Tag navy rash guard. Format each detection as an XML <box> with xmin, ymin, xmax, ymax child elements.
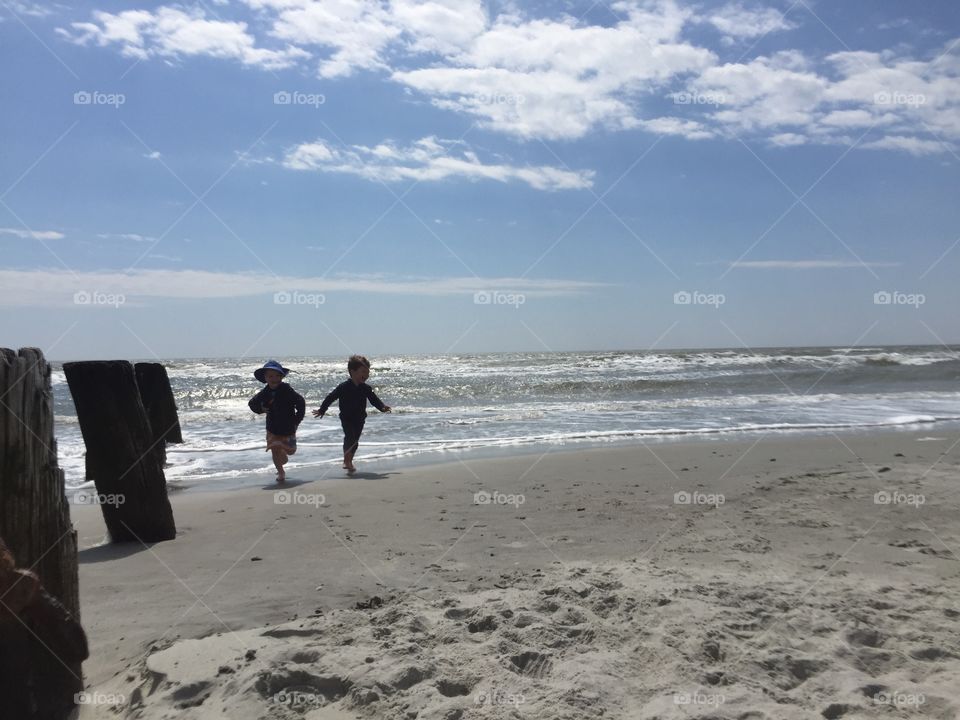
<box><xmin>318</xmin><ymin>380</ymin><xmax>386</xmax><ymax>420</ymax></box>
<box><xmin>248</xmin><ymin>383</ymin><xmax>306</xmax><ymax>435</ymax></box>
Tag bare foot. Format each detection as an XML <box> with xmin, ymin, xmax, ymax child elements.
<box><xmin>276</xmin><ymin>470</ymin><xmax>286</xmax><ymax>483</ymax></box>
<box><xmin>346</xmin><ymin>465</ymin><xmax>356</xmax><ymax>474</ymax></box>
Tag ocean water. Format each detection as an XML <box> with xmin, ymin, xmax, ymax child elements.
<box><xmin>52</xmin><ymin>346</ymin><xmax>960</xmax><ymax>490</ymax></box>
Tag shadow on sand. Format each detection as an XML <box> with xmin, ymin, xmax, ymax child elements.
<box><xmin>260</xmin><ymin>471</ymin><xmax>400</xmax><ymax>489</ymax></box>
<box><xmin>79</xmin><ymin>541</ymin><xmax>154</xmax><ymax>564</ymax></box>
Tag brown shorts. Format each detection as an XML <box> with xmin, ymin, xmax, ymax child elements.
<box><xmin>266</xmin><ymin>432</ymin><xmax>297</xmax><ymax>454</ymax></box>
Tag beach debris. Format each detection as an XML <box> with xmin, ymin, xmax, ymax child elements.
<box><xmin>356</xmin><ymin>596</ymin><xmax>384</xmax><ymax>610</ymax></box>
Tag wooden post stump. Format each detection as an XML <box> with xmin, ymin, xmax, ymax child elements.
<box><xmin>0</xmin><ymin>348</ymin><xmax>86</xmax><ymax>719</ymax></box>
<box><xmin>0</xmin><ymin>538</ymin><xmax>88</xmax><ymax>720</ymax></box>
<box><xmin>0</xmin><ymin>347</ymin><xmax>80</xmax><ymax>614</ymax></box>
<box><xmin>134</xmin><ymin>362</ymin><xmax>183</xmax><ymax>467</ymax></box>
<box><xmin>63</xmin><ymin>360</ymin><xmax>176</xmax><ymax>543</ymax></box>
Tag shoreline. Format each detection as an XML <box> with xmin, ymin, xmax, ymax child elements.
<box><xmin>66</xmin><ymin>418</ymin><xmax>960</xmax><ymax>496</ymax></box>
<box><xmin>74</xmin><ymin>427</ymin><xmax>960</xmax><ymax>718</ymax></box>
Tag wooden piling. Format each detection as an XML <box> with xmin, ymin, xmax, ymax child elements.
<box><xmin>0</xmin><ymin>348</ymin><xmax>87</xmax><ymax>719</ymax></box>
<box><xmin>63</xmin><ymin>360</ymin><xmax>176</xmax><ymax>543</ymax></box>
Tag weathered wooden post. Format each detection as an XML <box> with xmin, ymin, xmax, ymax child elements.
<box><xmin>64</xmin><ymin>360</ymin><xmax>176</xmax><ymax>543</ymax></box>
<box><xmin>0</xmin><ymin>537</ymin><xmax>88</xmax><ymax>720</ymax></box>
<box><xmin>0</xmin><ymin>347</ymin><xmax>80</xmax><ymax>613</ymax></box>
<box><xmin>134</xmin><ymin>362</ymin><xmax>183</xmax><ymax>467</ymax></box>
<box><xmin>0</xmin><ymin>347</ymin><xmax>87</xmax><ymax>719</ymax></box>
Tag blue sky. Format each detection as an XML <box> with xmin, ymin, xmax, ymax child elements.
<box><xmin>1</xmin><ymin>0</ymin><xmax>958</xmax><ymax>360</ymax></box>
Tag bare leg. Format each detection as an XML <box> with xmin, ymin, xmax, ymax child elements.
<box><xmin>272</xmin><ymin>447</ymin><xmax>287</xmax><ymax>482</ymax></box>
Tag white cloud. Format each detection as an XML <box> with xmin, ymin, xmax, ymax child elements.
<box><xmin>769</xmin><ymin>132</ymin><xmax>807</xmax><ymax>147</ymax></box>
<box><xmin>860</xmin><ymin>135</ymin><xmax>949</xmax><ymax>156</ymax></box>
<box><xmin>730</xmin><ymin>259</ymin><xmax>899</xmax><ymax>269</ymax></box>
<box><xmin>60</xmin><ymin>7</ymin><xmax>309</xmax><ymax>69</ymax></box>
<box><xmin>640</xmin><ymin>116</ymin><xmax>714</xmax><ymax>140</ymax></box>
<box><xmin>96</xmin><ymin>233</ymin><xmax>155</xmax><ymax>243</ymax></box>
<box><xmin>59</xmin><ymin>3</ymin><xmax>960</xmax><ymax>154</ymax></box>
<box><xmin>390</xmin><ymin>0</ymin><xmax>488</xmax><ymax>55</ymax></box>
<box><xmin>0</xmin><ymin>227</ymin><xmax>65</xmax><ymax>240</ymax></box>
<box><xmin>694</xmin><ymin>51</ymin><xmax>827</xmax><ymax>131</ymax></box>
<box><xmin>4</xmin><ymin>1</ymin><xmax>55</xmax><ymax>19</ymax></box>
<box><xmin>820</xmin><ymin>109</ymin><xmax>887</xmax><ymax>127</ymax></box>
<box><xmin>282</xmin><ymin>136</ymin><xmax>594</xmax><ymax>190</ymax></box>
<box><xmin>0</xmin><ymin>268</ymin><xmax>605</xmax><ymax>306</ymax></box>
<box><xmin>245</xmin><ymin>0</ymin><xmax>399</xmax><ymax>77</ymax></box>
<box><xmin>686</xmin><ymin>42</ymin><xmax>960</xmax><ymax>151</ymax></box>
<box><xmin>705</xmin><ymin>3</ymin><xmax>795</xmax><ymax>41</ymax></box>
<box><xmin>393</xmin><ymin>2</ymin><xmax>716</xmax><ymax>140</ymax></box>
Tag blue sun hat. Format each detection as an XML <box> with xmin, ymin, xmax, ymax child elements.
<box><xmin>254</xmin><ymin>360</ymin><xmax>290</xmax><ymax>383</ymax></box>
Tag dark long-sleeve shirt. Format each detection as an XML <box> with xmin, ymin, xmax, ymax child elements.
<box><xmin>248</xmin><ymin>383</ymin><xmax>305</xmax><ymax>435</ymax></box>
<box><xmin>319</xmin><ymin>380</ymin><xmax>386</xmax><ymax>420</ymax></box>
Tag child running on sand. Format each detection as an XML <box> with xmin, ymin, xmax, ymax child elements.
<box><xmin>313</xmin><ymin>355</ymin><xmax>391</xmax><ymax>473</ymax></box>
<box><xmin>248</xmin><ymin>360</ymin><xmax>305</xmax><ymax>483</ymax></box>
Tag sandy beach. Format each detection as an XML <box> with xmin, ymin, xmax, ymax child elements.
<box><xmin>68</xmin><ymin>428</ymin><xmax>960</xmax><ymax>719</ymax></box>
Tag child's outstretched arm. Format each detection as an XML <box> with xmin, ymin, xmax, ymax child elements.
<box><xmin>365</xmin><ymin>386</ymin><xmax>391</xmax><ymax>413</ymax></box>
<box><xmin>312</xmin><ymin>385</ymin><xmax>340</xmax><ymax>418</ymax></box>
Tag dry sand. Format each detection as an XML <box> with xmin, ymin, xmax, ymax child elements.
<box><xmin>71</xmin><ymin>430</ymin><xmax>960</xmax><ymax>719</ymax></box>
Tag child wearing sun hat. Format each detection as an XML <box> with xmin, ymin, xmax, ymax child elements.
<box><xmin>248</xmin><ymin>360</ymin><xmax>305</xmax><ymax>483</ymax></box>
